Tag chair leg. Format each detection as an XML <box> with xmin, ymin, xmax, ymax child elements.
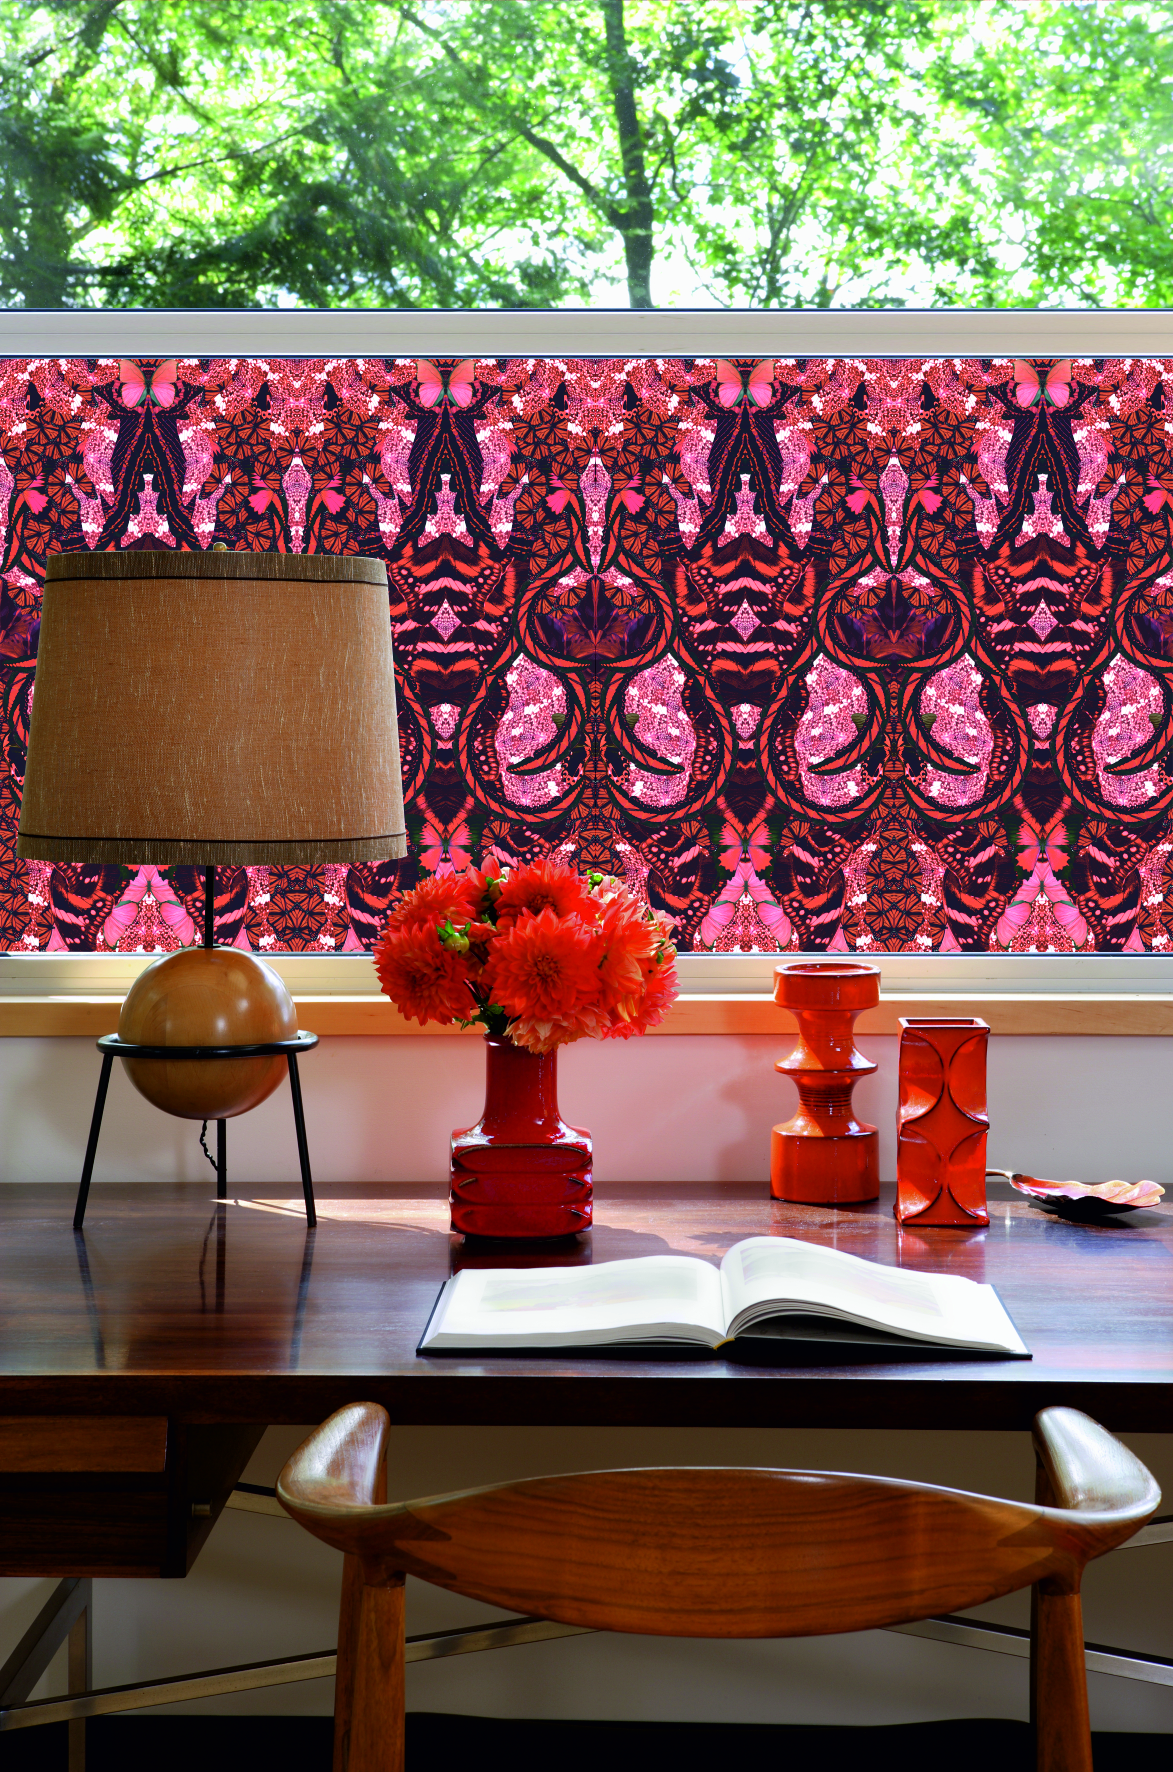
<box><xmin>333</xmin><ymin>1553</ymin><xmax>363</xmax><ymax>1772</ymax></box>
<box><xmin>1033</xmin><ymin>1584</ymin><xmax>1093</xmax><ymax>1772</ymax></box>
<box><xmin>346</xmin><ymin>1574</ymin><xmax>405</xmax><ymax>1772</ymax></box>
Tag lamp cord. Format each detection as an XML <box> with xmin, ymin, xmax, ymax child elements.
<box><xmin>198</xmin><ymin>1121</ymin><xmax>217</xmax><ymax>1174</ymax></box>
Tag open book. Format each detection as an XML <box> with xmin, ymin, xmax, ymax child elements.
<box><xmin>418</xmin><ymin>1236</ymin><xmax>1029</xmax><ymax>1361</ymax></box>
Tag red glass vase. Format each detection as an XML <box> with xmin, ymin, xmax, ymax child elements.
<box><xmin>450</xmin><ymin>1036</ymin><xmax>593</xmax><ymax>1239</ymax></box>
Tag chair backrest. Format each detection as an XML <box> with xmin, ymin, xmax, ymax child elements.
<box><xmin>278</xmin><ymin>1404</ymin><xmax>1160</xmax><ymax>1639</ymax></box>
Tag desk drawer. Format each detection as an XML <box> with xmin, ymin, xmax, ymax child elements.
<box><xmin>0</xmin><ymin>1484</ymin><xmax>169</xmax><ymax>1576</ymax></box>
<box><xmin>0</xmin><ymin>1420</ymin><xmax>263</xmax><ymax>1577</ymax></box>
<box><xmin>0</xmin><ymin>1415</ymin><xmax>167</xmax><ymax>1472</ymax></box>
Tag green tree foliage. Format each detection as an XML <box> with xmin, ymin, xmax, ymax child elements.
<box><xmin>0</xmin><ymin>0</ymin><xmax>1170</xmax><ymax>309</ymax></box>
<box><xmin>926</xmin><ymin>0</ymin><xmax>1173</xmax><ymax>306</ymax></box>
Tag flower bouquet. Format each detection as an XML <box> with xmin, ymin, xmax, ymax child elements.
<box><xmin>374</xmin><ymin>857</ymin><xmax>678</xmax><ymax>1237</ymax></box>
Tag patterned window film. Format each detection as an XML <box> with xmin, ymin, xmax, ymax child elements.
<box><xmin>0</xmin><ymin>351</ymin><xmax>1168</xmax><ymax>956</ymax></box>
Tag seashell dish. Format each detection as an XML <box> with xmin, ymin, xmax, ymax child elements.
<box><xmin>988</xmin><ymin>1169</ymin><xmax>1165</xmax><ymax>1220</ymax></box>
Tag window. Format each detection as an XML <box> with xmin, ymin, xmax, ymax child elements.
<box><xmin>1</xmin><ymin>311</ymin><xmax>1170</xmax><ymax>978</ymax></box>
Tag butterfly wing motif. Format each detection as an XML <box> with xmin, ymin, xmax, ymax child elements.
<box><xmin>117</xmin><ymin>358</ymin><xmax>180</xmax><ymax>410</ymax></box>
<box><xmin>119</xmin><ymin>361</ymin><xmax>148</xmax><ymax>409</ymax></box>
<box><xmin>102</xmin><ymin>865</ymin><xmax>151</xmax><ymax>947</ymax></box>
<box><xmin>716</xmin><ymin>359</ymin><xmax>773</xmax><ymax>409</ymax></box>
<box><xmin>417</xmin><ymin>359</ymin><xmax>476</xmax><ymax>408</ymax></box>
<box><xmin>1013</xmin><ymin>359</ymin><xmax>1072</xmax><ymax>410</ymax></box>
<box><xmin>446</xmin><ymin>360</ymin><xmax>476</xmax><ymax>408</ymax></box>
<box><xmin>154</xmin><ymin>868</ymin><xmax>195</xmax><ymax>945</ymax></box>
<box><xmin>1012</xmin><ymin>361</ymin><xmax>1041</xmax><ymax>408</ymax></box>
<box><xmin>417</xmin><ymin>359</ymin><xmax>445</xmax><ymax>409</ymax></box>
<box><xmin>149</xmin><ymin>359</ymin><xmax>179</xmax><ymax>408</ymax></box>
<box><xmin>1044</xmin><ymin>359</ymin><xmax>1072</xmax><ymax>408</ymax></box>
<box><xmin>714</xmin><ymin>360</ymin><xmax>744</xmax><ymax>409</ymax></box>
<box><xmin>744</xmin><ymin>359</ymin><xmax>774</xmax><ymax>407</ymax></box>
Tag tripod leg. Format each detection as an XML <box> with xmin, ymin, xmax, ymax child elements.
<box><xmin>287</xmin><ymin>1053</ymin><xmax>317</xmax><ymax>1227</ymax></box>
<box><xmin>74</xmin><ymin>1053</ymin><xmax>114</xmax><ymax>1231</ymax></box>
<box><xmin>216</xmin><ymin>1119</ymin><xmax>226</xmax><ymax>1201</ymax></box>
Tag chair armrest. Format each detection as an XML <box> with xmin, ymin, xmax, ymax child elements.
<box><xmin>278</xmin><ymin>1402</ymin><xmax>389</xmax><ymax>1515</ymax></box>
<box><xmin>1033</xmin><ymin>1406</ymin><xmax>1160</xmax><ymax>1528</ymax></box>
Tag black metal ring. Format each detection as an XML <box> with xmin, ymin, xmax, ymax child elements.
<box><xmin>96</xmin><ymin>1031</ymin><xmax>319</xmax><ymax>1060</ymax></box>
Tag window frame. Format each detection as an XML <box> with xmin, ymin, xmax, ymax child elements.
<box><xmin>1</xmin><ymin>306</ymin><xmax>1171</xmax><ymax>1010</ymax></box>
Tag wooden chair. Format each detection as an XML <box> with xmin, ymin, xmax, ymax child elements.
<box><xmin>277</xmin><ymin>1403</ymin><xmax>1159</xmax><ymax>1772</ymax></box>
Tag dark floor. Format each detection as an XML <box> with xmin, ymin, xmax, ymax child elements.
<box><xmin>5</xmin><ymin>1714</ymin><xmax>1172</xmax><ymax>1770</ymax></box>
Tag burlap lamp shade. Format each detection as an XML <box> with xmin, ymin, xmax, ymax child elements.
<box><xmin>18</xmin><ymin>549</ymin><xmax>407</xmax><ymax>866</ymax></box>
<box><xmin>18</xmin><ymin>549</ymin><xmax>408</xmax><ymax>1226</ymax></box>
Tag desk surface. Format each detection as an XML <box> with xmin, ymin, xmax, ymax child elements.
<box><xmin>2</xmin><ymin>1180</ymin><xmax>1172</xmax><ymax>1432</ymax></box>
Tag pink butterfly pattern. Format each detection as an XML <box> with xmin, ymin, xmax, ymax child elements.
<box><xmin>714</xmin><ymin>358</ymin><xmax>774</xmax><ymax>409</ymax></box>
<box><xmin>1013</xmin><ymin>358</ymin><xmax>1072</xmax><ymax>410</ymax></box>
<box><xmin>417</xmin><ymin>359</ymin><xmax>476</xmax><ymax>409</ymax></box>
<box><xmin>119</xmin><ymin>359</ymin><xmax>179</xmax><ymax>410</ymax></box>
<box><xmin>1</xmin><ymin>350</ymin><xmax>1173</xmax><ymax>956</ymax></box>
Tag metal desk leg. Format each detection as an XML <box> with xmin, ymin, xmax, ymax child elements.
<box><xmin>286</xmin><ymin>1053</ymin><xmax>317</xmax><ymax>1228</ymax></box>
<box><xmin>74</xmin><ymin>1054</ymin><xmax>114</xmax><ymax>1231</ymax></box>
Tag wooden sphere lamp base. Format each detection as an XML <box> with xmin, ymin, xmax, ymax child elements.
<box><xmin>73</xmin><ymin>867</ymin><xmax>318</xmax><ymax>1229</ymax></box>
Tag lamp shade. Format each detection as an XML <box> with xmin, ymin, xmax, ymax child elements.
<box><xmin>17</xmin><ymin>550</ymin><xmax>407</xmax><ymax>866</ymax></box>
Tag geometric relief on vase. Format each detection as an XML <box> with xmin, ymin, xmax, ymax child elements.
<box><xmin>895</xmin><ymin>1017</ymin><xmax>990</xmax><ymax>1227</ymax></box>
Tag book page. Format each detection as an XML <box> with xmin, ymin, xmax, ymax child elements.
<box><xmin>718</xmin><ymin>1237</ymin><xmax>1027</xmax><ymax>1353</ymax></box>
<box><xmin>422</xmin><ymin>1254</ymin><xmax>727</xmax><ymax>1350</ymax></box>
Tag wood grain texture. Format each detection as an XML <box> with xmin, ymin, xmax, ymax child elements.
<box><xmin>1034</xmin><ymin>1588</ymin><xmax>1093</xmax><ymax>1772</ymax></box>
<box><xmin>347</xmin><ymin>1578</ymin><xmax>405</xmax><ymax>1772</ymax></box>
<box><xmin>333</xmin><ymin>1439</ymin><xmax>387</xmax><ymax>1772</ymax></box>
<box><xmin>0</xmin><ymin>1419</ymin><xmax>262</xmax><ymax>1577</ymax></box>
<box><xmin>4</xmin><ymin>991</ymin><xmax>1173</xmax><ymax>1037</ymax></box>
<box><xmin>283</xmin><ymin>1400</ymin><xmax>390</xmax><ymax>1513</ymax></box>
<box><xmin>3</xmin><ymin>1180</ymin><xmax>1173</xmax><ymax>1431</ymax></box>
<box><xmin>281</xmin><ymin>1403</ymin><xmax>1154</xmax><ymax>1772</ymax></box>
<box><xmin>0</xmin><ymin>1415</ymin><xmax>166</xmax><ymax>1471</ymax></box>
<box><xmin>279</xmin><ymin>1406</ymin><xmax>1156</xmax><ymax>1639</ymax></box>
<box><xmin>118</xmin><ymin>948</ymin><xmax>298</xmax><ymax>1120</ymax></box>
<box><xmin>1033</xmin><ymin>1406</ymin><xmax>1160</xmax><ymax>1524</ymax></box>
<box><xmin>333</xmin><ymin>1554</ymin><xmax>364</xmax><ymax>1772</ymax></box>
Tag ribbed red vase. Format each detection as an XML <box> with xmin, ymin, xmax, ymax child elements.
<box><xmin>450</xmin><ymin>1036</ymin><xmax>593</xmax><ymax>1238</ymax></box>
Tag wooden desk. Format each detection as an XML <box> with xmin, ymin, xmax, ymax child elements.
<box><xmin>1</xmin><ymin>1179</ymin><xmax>1171</xmax><ymax>1574</ymax></box>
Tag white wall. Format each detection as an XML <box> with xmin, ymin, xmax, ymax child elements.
<box><xmin>0</xmin><ymin>1031</ymin><xmax>1166</xmax><ymax>1189</ymax></box>
<box><xmin>2</xmin><ymin>1029</ymin><xmax>1171</xmax><ymax>1733</ymax></box>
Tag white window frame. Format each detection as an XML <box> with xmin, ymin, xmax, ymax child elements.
<box><xmin>2</xmin><ymin>305</ymin><xmax>1172</xmax><ymax>1001</ymax></box>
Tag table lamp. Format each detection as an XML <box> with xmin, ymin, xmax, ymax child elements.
<box><xmin>17</xmin><ymin>549</ymin><xmax>407</xmax><ymax>1228</ymax></box>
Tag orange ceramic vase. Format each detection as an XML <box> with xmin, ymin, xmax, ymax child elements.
<box><xmin>895</xmin><ymin>1017</ymin><xmax>990</xmax><ymax>1226</ymax></box>
<box><xmin>770</xmin><ymin>961</ymin><xmax>880</xmax><ymax>1204</ymax></box>
<box><xmin>450</xmin><ymin>1036</ymin><xmax>592</xmax><ymax>1239</ymax></box>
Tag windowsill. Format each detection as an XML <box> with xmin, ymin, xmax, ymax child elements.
<box><xmin>1</xmin><ymin>991</ymin><xmax>1170</xmax><ymax>1037</ymax></box>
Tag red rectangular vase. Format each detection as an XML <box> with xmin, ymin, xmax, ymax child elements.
<box><xmin>450</xmin><ymin>1036</ymin><xmax>592</xmax><ymax>1239</ymax></box>
<box><xmin>895</xmin><ymin>1017</ymin><xmax>990</xmax><ymax>1227</ymax></box>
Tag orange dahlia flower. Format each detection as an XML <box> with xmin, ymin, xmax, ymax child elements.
<box><xmin>462</xmin><ymin>854</ymin><xmax>505</xmax><ymax>920</ymax></box>
<box><xmin>604</xmin><ymin>949</ymin><xmax>680</xmax><ymax>1039</ymax></box>
<box><xmin>483</xmin><ymin>907</ymin><xmax>605</xmax><ymax>1054</ymax></box>
<box><xmin>595</xmin><ymin>895</ymin><xmax>656</xmax><ymax>1015</ymax></box>
<box><xmin>385</xmin><ymin>874</ymin><xmax>476</xmax><ymax>934</ymax></box>
<box><xmin>494</xmin><ymin>857</ymin><xmax>595</xmax><ymax>930</ymax></box>
<box><xmin>373</xmin><ymin>921</ymin><xmax>472</xmax><ymax>1026</ymax></box>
